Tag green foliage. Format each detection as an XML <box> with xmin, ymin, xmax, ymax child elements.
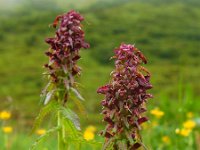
<box><xmin>30</xmin><ymin>126</ymin><xmax>60</xmax><ymax>150</ymax></box>
<box><xmin>69</xmin><ymin>93</ymin><xmax>87</xmax><ymax>116</ymax></box>
<box><xmin>70</xmin><ymin>87</ymin><xmax>85</xmax><ymax>101</ymax></box>
<box><xmin>85</xmin><ymin>1</ymin><xmax>200</xmax><ymax>65</ymax></box>
<box><xmin>0</xmin><ymin>0</ymin><xmax>199</xmax><ymax>115</ymax></box>
<box><xmin>31</xmin><ymin>101</ymin><xmax>58</xmax><ymax>134</ymax></box>
<box><xmin>31</xmin><ymin>99</ymin><xmax>100</xmax><ymax>149</ymax></box>
<box><xmin>59</xmin><ymin>106</ymin><xmax>81</xmax><ymax>131</ymax></box>
<box><xmin>0</xmin><ymin>0</ymin><xmax>200</xmax><ymax>149</ymax></box>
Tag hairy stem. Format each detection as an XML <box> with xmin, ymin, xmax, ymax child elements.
<box><xmin>58</xmin><ymin>97</ymin><xmax>65</xmax><ymax>150</ymax></box>
<box><xmin>58</xmin><ymin>110</ymin><xmax>63</xmax><ymax>150</ymax></box>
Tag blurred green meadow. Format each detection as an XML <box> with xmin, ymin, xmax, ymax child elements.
<box><xmin>0</xmin><ymin>0</ymin><xmax>200</xmax><ymax>149</ymax></box>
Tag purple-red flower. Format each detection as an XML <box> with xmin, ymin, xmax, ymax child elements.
<box><xmin>44</xmin><ymin>10</ymin><xmax>89</xmax><ymax>85</ymax></box>
<box><xmin>37</xmin><ymin>11</ymin><xmax>89</xmax><ymax>147</ymax></box>
<box><xmin>97</xmin><ymin>43</ymin><xmax>153</xmax><ymax>149</ymax></box>
<box><xmin>43</xmin><ymin>10</ymin><xmax>89</xmax><ymax>106</ymax></box>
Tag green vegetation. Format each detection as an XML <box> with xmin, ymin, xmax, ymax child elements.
<box><xmin>0</xmin><ymin>0</ymin><xmax>199</xmax><ymax>149</ymax></box>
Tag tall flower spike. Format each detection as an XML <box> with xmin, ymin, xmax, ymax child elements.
<box><xmin>97</xmin><ymin>43</ymin><xmax>153</xmax><ymax>149</ymax></box>
<box><xmin>43</xmin><ymin>10</ymin><xmax>89</xmax><ymax>105</ymax></box>
<box><xmin>32</xmin><ymin>10</ymin><xmax>89</xmax><ymax>150</ymax></box>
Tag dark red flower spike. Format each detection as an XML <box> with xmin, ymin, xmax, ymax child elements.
<box><xmin>97</xmin><ymin>43</ymin><xmax>153</xmax><ymax>149</ymax></box>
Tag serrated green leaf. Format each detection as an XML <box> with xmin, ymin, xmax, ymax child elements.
<box><xmin>39</xmin><ymin>94</ymin><xmax>46</xmax><ymax>105</ymax></box>
<box><xmin>29</xmin><ymin>126</ymin><xmax>60</xmax><ymax>150</ymax></box>
<box><xmin>59</xmin><ymin>106</ymin><xmax>81</xmax><ymax>130</ymax></box>
<box><xmin>40</xmin><ymin>82</ymin><xmax>54</xmax><ymax>105</ymax></box>
<box><xmin>63</xmin><ymin>118</ymin><xmax>80</xmax><ymax>138</ymax></box>
<box><xmin>31</xmin><ymin>101</ymin><xmax>58</xmax><ymax>134</ymax></box>
<box><xmin>70</xmin><ymin>87</ymin><xmax>84</xmax><ymax>101</ymax></box>
<box><xmin>70</xmin><ymin>94</ymin><xmax>87</xmax><ymax>116</ymax></box>
<box><xmin>44</xmin><ymin>90</ymin><xmax>55</xmax><ymax>105</ymax></box>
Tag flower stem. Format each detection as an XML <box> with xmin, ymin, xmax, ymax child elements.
<box><xmin>58</xmin><ymin>110</ymin><xmax>65</xmax><ymax>150</ymax></box>
<box><xmin>57</xmin><ymin>96</ymin><xmax>65</xmax><ymax>150</ymax></box>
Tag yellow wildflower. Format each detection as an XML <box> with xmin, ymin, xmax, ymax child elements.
<box><xmin>183</xmin><ymin>120</ymin><xmax>196</xmax><ymax>129</ymax></box>
<box><xmin>180</xmin><ymin>128</ymin><xmax>191</xmax><ymax>137</ymax></box>
<box><xmin>176</xmin><ymin>120</ymin><xmax>195</xmax><ymax>137</ymax></box>
<box><xmin>186</xmin><ymin>112</ymin><xmax>194</xmax><ymax>119</ymax></box>
<box><xmin>2</xmin><ymin>126</ymin><xmax>13</xmax><ymax>134</ymax></box>
<box><xmin>176</xmin><ymin>127</ymin><xmax>192</xmax><ymax>137</ymax></box>
<box><xmin>150</xmin><ymin>108</ymin><xmax>164</xmax><ymax>118</ymax></box>
<box><xmin>36</xmin><ymin>129</ymin><xmax>46</xmax><ymax>135</ymax></box>
<box><xmin>162</xmin><ymin>136</ymin><xmax>171</xmax><ymax>144</ymax></box>
<box><xmin>85</xmin><ymin>125</ymin><xmax>96</xmax><ymax>133</ymax></box>
<box><xmin>83</xmin><ymin>130</ymin><xmax>94</xmax><ymax>141</ymax></box>
<box><xmin>0</xmin><ymin>111</ymin><xmax>11</xmax><ymax>120</ymax></box>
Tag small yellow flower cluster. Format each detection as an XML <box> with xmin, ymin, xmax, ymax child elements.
<box><xmin>183</xmin><ymin>120</ymin><xmax>196</xmax><ymax>129</ymax></box>
<box><xmin>175</xmin><ymin>117</ymin><xmax>196</xmax><ymax>137</ymax></box>
<box><xmin>2</xmin><ymin>126</ymin><xmax>13</xmax><ymax>134</ymax></box>
<box><xmin>83</xmin><ymin>125</ymin><xmax>96</xmax><ymax>141</ymax></box>
<box><xmin>36</xmin><ymin>129</ymin><xmax>46</xmax><ymax>135</ymax></box>
<box><xmin>150</xmin><ymin>108</ymin><xmax>164</xmax><ymax>118</ymax></box>
<box><xmin>0</xmin><ymin>110</ymin><xmax>13</xmax><ymax>134</ymax></box>
<box><xmin>0</xmin><ymin>111</ymin><xmax>11</xmax><ymax>120</ymax></box>
<box><xmin>175</xmin><ymin>128</ymin><xmax>191</xmax><ymax>137</ymax></box>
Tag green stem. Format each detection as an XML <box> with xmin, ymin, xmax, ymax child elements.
<box><xmin>58</xmin><ymin>106</ymin><xmax>65</xmax><ymax>149</ymax></box>
<box><xmin>57</xmin><ymin>93</ymin><xmax>65</xmax><ymax>150</ymax></box>
<box><xmin>57</xmin><ymin>85</ymin><xmax>68</xmax><ymax>149</ymax></box>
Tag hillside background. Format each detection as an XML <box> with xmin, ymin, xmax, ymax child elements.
<box><xmin>0</xmin><ymin>0</ymin><xmax>200</xmax><ymax>149</ymax></box>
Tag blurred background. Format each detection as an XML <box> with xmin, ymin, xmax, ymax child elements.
<box><xmin>0</xmin><ymin>0</ymin><xmax>200</xmax><ymax>149</ymax></box>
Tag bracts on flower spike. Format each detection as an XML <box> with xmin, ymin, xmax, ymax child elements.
<box><xmin>97</xmin><ymin>43</ymin><xmax>153</xmax><ymax>150</ymax></box>
<box><xmin>32</xmin><ymin>10</ymin><xmax>90</xmax><ymax>150</ymax></box>
<box><xmin>43</xmin><ymin>10</ymin><xmax>90</xmax><ymax>105</ymax></box>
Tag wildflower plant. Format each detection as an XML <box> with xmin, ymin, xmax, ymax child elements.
<box><xmin>31</xmin><ymin>10</ymin><xmax>90</xmax><ymax>150</ymax></box>
<box><xmin>97</xmin><ymin>44</ymin><xmax>153</xmax><ymax>149</ymax></box>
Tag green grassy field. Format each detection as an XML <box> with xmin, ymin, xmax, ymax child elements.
<box><xmin>0</xmin><ymin>0</ymin><xmax>200</xmax><ymax>149</ymax></box>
